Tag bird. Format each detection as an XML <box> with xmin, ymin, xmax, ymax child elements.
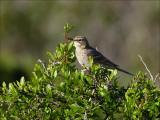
<box><xmin>67</xmin><ymin>36</ymin><xmax>133</xmax><ymax>76</ymax></box>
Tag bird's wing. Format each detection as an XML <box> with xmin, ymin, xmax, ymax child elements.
<box><xmin>86</xmin><ymin>47</ymin><xmax>118</xmax><ymax>67</ymax></box>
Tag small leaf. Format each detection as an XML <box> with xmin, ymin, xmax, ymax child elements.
<box><xmin>85</xmin><ymin>76</ymin><xmax>93</xmax><ymax>84</ymax></box>
<box><xmin>2</xmin><ymin>82</ymin><xmax>7</xmax><ymax>93</ymax></box>
<box><xmin>2</xmin><ymin>82</ymin><xmax>6</xmax><ymax>88</ymax></box>
<box><xmin>9</xmin><ymin>83</ymin><xmax>14</xmax><ymax>91</ymax></box>
<box><xmin>46</xmin><ymin>51</ymin><xmax>54</xmax><ymax>60</ymax></box>
<box><xmin>17</xmin><ymin>81</ymin><xmax>21</xmax><ymax>87</ymax></box>
<box><xmin>9</xmin><ymin>83</ymin><xmax>17</xmax><ymax>95</ymax></box>
<box><xmin>100</xmin><ymin>91</ymin><xmax>106</xmax><ymax>97</ymax></box>
<box><xmin>68</xmin><ymin>25</ymin><xmax>75</xmax><ymax>32</ymax></box>
<box><xmin>68</xmin><ymin>42</ymin><xmax>74</xmax><ymax>51</ymax></box>
<box><xmin>80</xmin><ymin>71</ymin><xmax>84</xmax><ymax>81</ymax></box>
<box><xmin>59</xmin><ymin>43</ymin><xmax>65</xmax><ymax>53</ymax></box>
<box><xmin>56</xmin><ymin>50</ymin><xmax>61</xmax><ymax>58</ymax></box>
<box><xmin>75</xmin><ymin>70</ymin><xmax>79</xmax><ymax>80</ymax></box>
<box><xmin>143</xmin><ymin>88</ymin><xmax>149</xmax><ymax>93</ymax></box>
<box><xmin>20</xmin><ymin>77</ymin><xmax>25</xmax><ymax>86</ymax></box>
<box><xmin>70</xmin><ymin>104</ymin><xmax>80</xmax><ymax>112</ymax></box>
<box><xmin>54</xmin><ymin>70</ymin><xmax>57</xmax><ymax>78</ymax></box>
<box><xmin>64</xmin><ymin>26</ymin><xmax>66</xmax><ymax>30</ymax></box>
<box><xmin>113</xmin><ymin>69</ymin><xmax>117</xmax><ymax>76</ymax></box>
<box><xmin>46</xmin><ymin>84</ymin><xmax>51</xmax><ymax>92</ymax></box>
<box><xmin>89</xmin><ymin>56</ymin><xmax>93</xmax><ymax>67</ymax></box>
<box><xmin>60</xmin><ymin>82</ymin><xmax>65</xmax><ymax>88</ymax></box>
<box><xmin>64</xmin><ymin>23</ymin><xmax>68</xmax><ymax>31</ymax></box>
<box><xmin>118</xmin><ymin>107</ymin><xmax>123</xmax><ymax>112</ymax></box>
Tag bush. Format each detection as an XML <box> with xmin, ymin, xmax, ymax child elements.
<box><xmin>0</xmin><ymin>23</ymin><xmax>159</xmax><ymax>120</ymax></box>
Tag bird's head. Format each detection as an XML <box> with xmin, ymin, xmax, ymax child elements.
<box><xmin>68</xmin><ymin>36</ymin><xmax>89</xmax><ymax>49</ymax></box>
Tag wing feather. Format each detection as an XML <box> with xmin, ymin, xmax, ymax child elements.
<box><xmin>85</xmin><ymin>46</ymin><xmax>118</xmax><ymax>68</ymax></box>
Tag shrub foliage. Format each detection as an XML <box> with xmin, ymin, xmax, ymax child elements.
<box><xmin>0</xmin><ymin>23</ymin><xmax>159</xmax><ymax>120</ymax></box>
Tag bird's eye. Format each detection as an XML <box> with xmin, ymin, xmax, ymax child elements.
<box><xmin>78</xmin><ymin>39</ymin><xmax>82</xmax><ymax>41</ymax></box>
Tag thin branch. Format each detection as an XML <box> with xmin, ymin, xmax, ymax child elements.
<box><xmin>64</xmin><ymin>24</ymin><xmax>68</xmax><ymax>44</ymax></box>
<box><xmin>38</xmin><ymin>59</ymin><xmax>49</xmax><ymax>76</ymax></box>
<box><xmin>51</xmin><ymin>61</ymin><xmax>60</xmax><ymax>66</ymax></box>
<box><xmin>154</xmin><ymin>73</ymin><xmax>159</xmax><ymax>83</ymax></box>
<box><xmin>38</xmin><ymin>59</ymin><xmax>46</xmax><ymax>70</ymax></box>
<box><xmin>49</xmin><ymin>101</ymin><xmax>60</xmax><ymax>107</ymax></box>
<box><xmin>138</xmin><ymin>54</ymin><xmax>159</xmax><ymax>83</ymax></box>
<box><xmin>84</xmin><ymin>109</ymin><xmax>87</xmax><ymax>120</ymax></box>
<box><xmin>6</xmin><ymin>102</ymin><xmax>12</xmax><ymax>113</ymax></box>
<box><xmin>138</xmin><ymin>55</ymin><xmax>154</xmax><ymax>81</ymax></box>
<box><xmin>89</xmin><ymin>88</ymin><xmax>95</xmax><ymax>102</ymax></box>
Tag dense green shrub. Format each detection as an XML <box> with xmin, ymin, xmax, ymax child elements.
<box><xmin>0</xmin><ymin>23</ymin><xmax>159</xmax><ymax>120</ymax></box>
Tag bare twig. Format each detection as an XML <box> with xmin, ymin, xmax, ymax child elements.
<box><xmin>38</xmin><ymin>59</ymin><xmax>46</xmax><ymax>70</ymax></box>
<box><xmin>84</xmin><ymin>109</ymin><xmax>87</xmax><ymax>120</ymax></box>
<box><xmin>138</xmin><ymin>55</ymin><xmax>154</xmax><ymax>81</ymax></box>
<box><xmin>105</xmin><ymin>76</ymin><xmax>113</xmax><ymax>91</ymax></box>
<box><xmin>65</xmin><ymin>25</ymin><xmax>68</xmax><ymax>44</ymax></box>
<box><xmin>89</xmin><ymin>89</ymin><xmax>95</xmax><ymax>102</ymax></box>
<box><xmin>38</xmin><ymin>59</ymin><xmax>49</xmax><ymax>76</ymax></box>
<box><xmin>154</xmin><ymin>73</ymin><xmax>159</xmax><ymax>83</ymax></box>
<box><xmin>7</xmin><ymin>102</ymin><xmax>12</xmax><ymax>113</ymax></box>
<box><xmin>138</xmin><ymin>54</ymin><xmax>159</xmax><ymax>83</ymax></box>
<box><xmin>50</xmin><ymin>61</ymin><xmax>60</xmax><ymax>66</ymax></box>
<box><xmin>67</xmin><ymin>95</ymin><xmax>71</xmax><ymax>102</ymax></box>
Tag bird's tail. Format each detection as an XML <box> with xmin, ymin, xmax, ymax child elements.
<box><xmin>116</xmin><ymin>67</ymin><xmax>134</xmax><ymax>76</ymax></box>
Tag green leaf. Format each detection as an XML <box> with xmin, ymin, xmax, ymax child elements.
<box><xmin>2</xmin><ymin>82</ymin><xmax>6</xmax><ymax>88</ymax></box>
<box><xmin>64</xmin><ymin>26</ymin><xmax>66</xmax><ymax>30</ymax></box>
<box><xmin>143</xmin><ymin>88</ymin><xmax>149</xmax><ymax>93</ymax></box>
<box><xmin>56</xmin><ymin>49</ymin><xmax>61</xmax><ymax>58</ymax></box>
<box><xmin>118</xmin><ymin>107</ymin><xmax>123</xmax><ymax>112</ymax></box>
<box><xmin>80</xmin><ymin>71</ymin><xmax>84</xmax><ymax>81</ymax></box>
<box><xmin>17</xmin><ymin>81</ymin><xmax>21</xmax><ymax>87</ymax></box>
<box><xmin>9</xmin><ymin>83</ymin><xmax>14</xmax><ymax>91</ymax></box>
<box><xmin>20</xmin><ymin>77</ymin><xmax>25</xmax><ymax>86</ymax></box>
<box><xmin>89</xmin><ymin>56</ymin><xmax>93</xmax><ymax>67</ymax></box>
<box><xmin>2</xmin><ymin>82</ymin><xmax>7</xmax><ymax>93</ymax></box>
<box><xmin>85</xmin><ymin>76</ymin><xmax>93</xmax><ymax>84</ymax></box>
<box><xmin>46</xmin><ymin>51</ymin><xmax>54</xmax><ymax>60</ymax></box>
<box><xmin>59</xmin><ymin>43</ymin><xmax>64</xmax><ymax>52</ymax></box>
<box><xmin>70</xmin><ymin>104</ymin><xmax>80</xmax><ymax>112</ymax></box>
<box><xmin>75</xmin><ymin>70</ymin><xmax>79</xmax><ymax>80</ymax></box>
<box><xmin>60</xmin><ymin>82</ymin><xmax>65</xmax><ymax>88</ymax></box>
<box><xmin>100</xmin><ymin>91</ymin><xmax>106</xmax><ymax>97</ymax></box>
<box><xmin>54</xmin><ymin>70</ymin><xmax>57</xmax><ymax>78</ymax></box>
<box><xmin>46</xmin><ymin>84</ymin><xmax>51</xmax><ymax>92</ymax></box>
<box><xmin>68</xmin><ymin>42</ymin><xmax>74</xmax><ymax>51</ymax></box>
<box><xmin>108</xmin><ymin>69</ymin><xmax>117</xmax><ymax>80</ymax></box>
<box><xmin>64</xmin><ymin>23</ymin><xmax>69</xmax><ymax>31</ymax></box>
<box><xmin>9</xmin><ymin>83</ymin><xmax>17</xmax><ymax>95</ymax></box>
<box><xmin>34</xmin><ymin>64</ymin><xmax>43</xmax><ymax>71</ymax></box>
<box><xmin>68</xmin><ymin>25</ymin><xmax>75</xmax><ymax>32</ymax></box>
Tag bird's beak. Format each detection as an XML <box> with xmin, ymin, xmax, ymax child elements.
<box><xmin>67</xmin><ymin>38</ymin><xmax>73</xmax><ymax>41</ymax></box>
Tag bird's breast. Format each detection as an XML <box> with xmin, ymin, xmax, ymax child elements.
<box><xmin>75</xmin><ymin>48</ymin><xmax>90</xmax><ymax>67</ymax></box>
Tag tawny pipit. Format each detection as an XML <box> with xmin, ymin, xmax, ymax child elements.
<box><xmin>68</xmin><ymin>36</ymin><xmax>133</xmax><ymax>75</ymax></box>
